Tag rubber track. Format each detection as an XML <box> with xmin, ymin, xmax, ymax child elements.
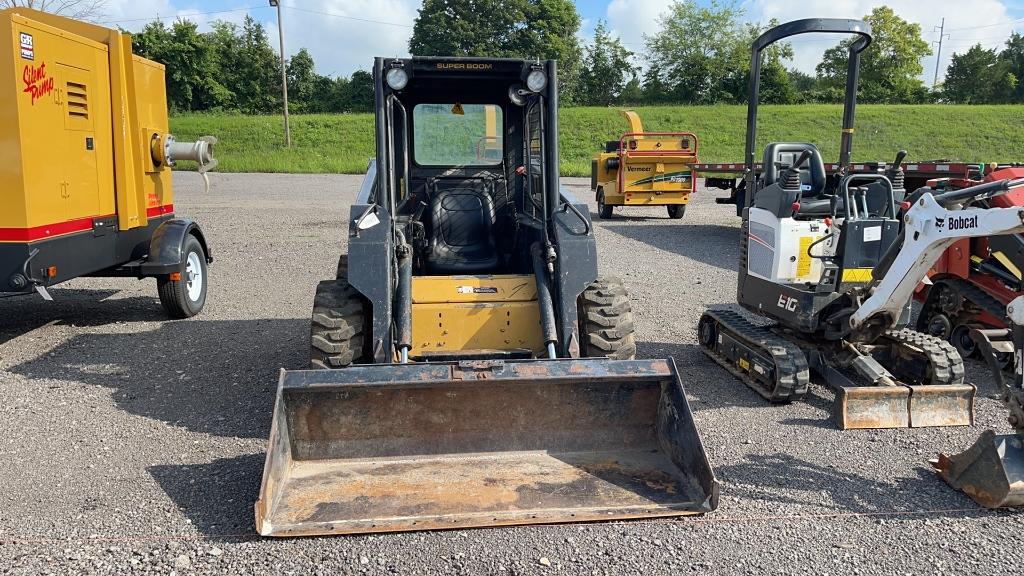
<box><xmin>700</xmin><ymin>308</ymin><xmax>810</xmax><ymax>403</ymax></box>
<box><xmin>881</xmin><ymin>327</ymin><xmax>966</xmax><ymax>386</ymax></box>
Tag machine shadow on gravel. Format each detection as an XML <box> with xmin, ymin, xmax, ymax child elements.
<box><xmin>149</xmin><ymin>454</ymin><xmax>265</xmax><ymax>538</ymax></box>
<box><xmin>602</xmin><ymin>224</ymin><xmax>739</xmax><ymax>271</ymax></box>
<box><xmin>7</xmin><ymin>318</ymin><xmax>309</xmax><ymax>438</ymax></box>
<box><xmin>0</xmin><ymin>289</ymin><xmax>165</xmax><ymax>345</ymax></box>
<box><xmin>716</xmin><ymin>452</ymin><xmax>982</xmax><ymax>513</ymax></box>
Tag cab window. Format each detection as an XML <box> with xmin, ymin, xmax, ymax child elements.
<box><xmin>413</xmin><ymin>104</ymin><xmax>503</xmax><ymax>166</ymax></box>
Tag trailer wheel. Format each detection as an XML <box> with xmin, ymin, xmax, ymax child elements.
<box><xmin>597</xmin><ymin>189</ymin><xmax>614</xmax><ymax>219</ymax></box>
<box><xmin>667</xmin><ymin>204</ymin><xmax>686</xmax><ymax>219</ymax></box>
<box><xmin>578</xmin><ymin>276</ymin><xmax>636</xmax><ymax>360</ymax></box>
<box><xmin>311</xmin><ymin>279</ymin><xmax>370</xmax><ymax>368</ymax></box>
<box><xmin>157</xmin><ymin>234</ymin><xmax>208</xmax><ymax>319</ymax></box>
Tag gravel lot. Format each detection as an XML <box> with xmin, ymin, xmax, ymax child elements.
<box><xmin>2</xmin><ymin>172</ymin><xmax>1022</xmax><ymax>575</ymax></box>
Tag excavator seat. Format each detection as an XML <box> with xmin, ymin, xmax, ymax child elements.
<box><xmin>426</xmin><ymin>181</ymin><xmax>500</xmax><ymax>273</ymax></box>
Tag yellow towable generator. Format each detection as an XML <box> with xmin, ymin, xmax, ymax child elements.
<box><xmin>0</xmin><ymin>8</ymin><xmax>216</xmax><ymax>317</ymax></box>
<box><xmin>591</xmin><ymin>110</ymin><xmax>698</xmax><ymax>219</ymax></box>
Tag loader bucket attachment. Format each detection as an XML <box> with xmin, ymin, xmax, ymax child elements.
<box><xmin>255</xmin><ymin>358</ymin><xmax>718</xmax><ymax>537</ymax></box>
<box><xmin>933</xmin><ymin>430</ymin><xmax>1024</xmax><ymax>508</ymax></box>
<box><xmin>834</xmin><ymin>385</ymin><xmax>975</xmax><ymax>429</ymax></box>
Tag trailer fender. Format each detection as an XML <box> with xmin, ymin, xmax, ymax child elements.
<box><xmin>139</xmin><ymin>219</ymin><xmax>213</xmax><ymax>276</ymax></box>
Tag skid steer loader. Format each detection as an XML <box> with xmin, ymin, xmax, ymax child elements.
<box><xmin>698</xmin><ymin>18</ymin><xmax>978</xmax><ymax>430</ymax></box>
<box><xmin>255</xmin><ymin>57</ymin><xmax>717</xmax><ymax>537</ymax></box>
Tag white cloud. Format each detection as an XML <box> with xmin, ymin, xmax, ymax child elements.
<box><xmin>605</xmin><ymin>0</ymin><xmax>674</xmax><ymax>52</ymax></box>
<box><xmin>745</xmin><ymin>0</ymin><xmax>1018</xmax><ymax>82</ymax></box>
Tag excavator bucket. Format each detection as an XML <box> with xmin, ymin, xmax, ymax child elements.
<box><xmin>933</xmin><ymin>430</ymin><xmax>1024</xmax><ymax>508</ymax></box>
<box><xmin>834</xmin><ymin>385</ymin><xmax>975</xmax><ymax>430</ymax></box>
<box><xmin>255</xmin><ymin>358</ymin><xmax>718</xmax><ymax>537</ymax></box>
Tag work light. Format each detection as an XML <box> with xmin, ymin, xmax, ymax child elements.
<box><xmin>386</xmin><ymin>67</ymin><xmax>409</xmax><ymax>91</ymax></box>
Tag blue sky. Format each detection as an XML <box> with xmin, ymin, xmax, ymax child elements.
<box><xmin>99</xmin><ymin>0</ymin><xmax>1024</xmax><ymax>82</ymax></box>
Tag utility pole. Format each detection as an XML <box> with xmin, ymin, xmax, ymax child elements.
<box><xmin>269</xmin><ymin>0</ymin><xmax>292</xmax><ymax>147</ymax></box>
<box><xmin>932</xmin><ymin>18</ymin><xmax>950</xmax><ymax>89</ymax></box>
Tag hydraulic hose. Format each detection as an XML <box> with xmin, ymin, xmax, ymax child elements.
<box><xmin>532</xmin><ymin>242</ymin><xmax>558</xmax><ymax>358</ymax></box>
<box><xmin>395</xmin><ymin>246</ymin><xmax>413</xmax><ymax>363</ymax></box>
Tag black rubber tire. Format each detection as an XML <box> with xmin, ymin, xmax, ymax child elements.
<box><xmin>667</xmin><ymin>204</ymin><xmax>686</xmax><ymax>219</ymax></box>
<box><xmin>336</xmin><ymin>254</ymin><xmax>348</xmax><ymax>280</ymax></box>
<box><xmin>597</xmin><ymin>189</ymin><xmax>614</xmax><ymax>219</ymax></box>
<box><xmin>577</xmin><ymin>276</ymin><xmax>637</xmax><ymax>360</ymax></box>
<box><xmin>157</xmin><ymin>234</ymin><xmax>207</xmax><ymax>319</ymax></box>
<box><xmin>310</xmin><ymin>279</ymin><xmax>370</xmax><ymax>369</ymax></box>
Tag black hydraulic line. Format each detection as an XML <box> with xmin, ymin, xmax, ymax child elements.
<box><xmin>933</xmin><ymin>179</ymin><xmax>1012</xmax><ymax>208</ymax></box>
<box><xmin>395</xmin><ymin>246</ymin><xmax>413</xmax><ymax>362</ymax></box>
<box><xmin>532</xmin><ymin>242</ymin><xmax>559</xmax><ymax>358</ymax></box>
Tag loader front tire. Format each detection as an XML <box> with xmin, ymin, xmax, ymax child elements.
<box><xmin>311</xmin><ymin>279</ymin><xmax>370</xmax><ymax>369</ymax></box>
<box><xmin>578</xmin><ymin>276</ymin><xmax>637</xmax><ymax>360</ymax></box>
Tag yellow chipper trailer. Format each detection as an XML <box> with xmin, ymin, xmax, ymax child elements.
<box><xmin>255</xmin><ymin>57</ymin><xmax>718</xmax><ymax>536</ymax></box>
<box><xmin>0</xmin><ymin>8</ymin><xmax>216</xmax><ymax>317</ymax></box>
<box><xmin>591</xmin><ymin>110</ymin><xmax>698</xmax><ymax>219</ymax></box>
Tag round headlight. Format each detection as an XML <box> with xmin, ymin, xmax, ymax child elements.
<box><xmin>526</xmin><ymin>69</ymin><xmax>546</xmax><ymax>93</ymax></box>
<box><xmin>386</xmin><ymin>67</ymin><xmax>408</xmax><ymax>91</ymax></box>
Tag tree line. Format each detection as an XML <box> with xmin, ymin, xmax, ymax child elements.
<box><xmin>128</xmin><ymin>0</ymin><xmax>1023</xmax><ymax>114</ymax></box>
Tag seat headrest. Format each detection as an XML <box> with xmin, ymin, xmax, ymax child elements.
<box><xmin>762</xmin><ymin>142</ymin><xmax>826</xmax><ymax>196</ymax></box>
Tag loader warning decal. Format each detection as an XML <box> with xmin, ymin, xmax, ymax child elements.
<box><xmin>23</xmin><ymin>63</ymin><xmax>53</xmax><ymax>105</ymax></box>
<box><xmin>20</xmin><ymin>33</ymin><xmax>33</xmax><ymax>60</ymax></box>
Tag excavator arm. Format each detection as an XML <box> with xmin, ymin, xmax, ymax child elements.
<box><xmin>851</xmin><ymin>178</ymin><xmax>1024</xmax><ymax>332</ymax></box>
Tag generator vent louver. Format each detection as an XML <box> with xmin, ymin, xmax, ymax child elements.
<box><xmin>66</xmin><ymin>81</ymin><xmax>88</xmax><ymax>119</ymax></box>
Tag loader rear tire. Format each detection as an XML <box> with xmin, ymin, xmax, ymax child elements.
<box><xmin>578</xmin><ymin>276</ymin><xmax>637</xmax><ymax>360</ymax></box>
<box><xmin>310</xmin><ymin>279</ymin><xmax>370</xmax><ymax>369</ymax></box>
<box><xmin>667</xmin><ymin>204</ymin><xmax>686</xmax><ymax>219</ymax></box>
<box><xmin>336</xmin><ymin>254</ymin><xmax>348</xmax><ymax>280</ymax></box>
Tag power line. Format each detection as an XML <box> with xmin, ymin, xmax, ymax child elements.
<box><xmin>99</xmin><ymin>6</ymin><xmax>265</xmax><ymax>25</ymax></box>
<box><xmin>945</xmin><ymin>16</ymin><xmax>1024</xmax><ymax>32</ymax></box>
<box><xmin>281</xmin><ymin>5</ymin><xmax>413</xmax><ymax>28</ymax></box>
<box><xmin>932</xmin><ymin>17</ymin><xmax>950</xmax><ymax>88</ymax></box>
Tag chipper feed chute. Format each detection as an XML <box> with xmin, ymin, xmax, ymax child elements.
<box><xmin>255</xmin><ymin>358</ymin><xmax>718</xmax><ymax>537</ymax></box>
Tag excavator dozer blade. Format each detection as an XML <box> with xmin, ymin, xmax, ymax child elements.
<box><xmin>834</xmin><ymin>385</ymin><xmax>975</xmax><ymax>430</ymax></box>
<box><xmin>933</xmin><ymin>430</ymin><xmax>1024</xmax><ymax>508</ymax></box>
<box><xmin>255</xmin><ymin>358</ymin><xmax>718</xmax><ymax>537</ymax></box>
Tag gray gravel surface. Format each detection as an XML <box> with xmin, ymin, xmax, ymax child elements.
<box><xmin>1</xmin><ymin>173</ymin><xmax>1022</xmax><ymax>575</ymax></box>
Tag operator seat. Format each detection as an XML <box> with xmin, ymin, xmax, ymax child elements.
<box><xmin>755</xmin><ymin>143</ymin><xmax>835</xmax><ymax>218</ymax></box>
<box><xmin>426</xmin><ymin>183</ymin><xmax>500</xmax><ymax>274</ymax></box>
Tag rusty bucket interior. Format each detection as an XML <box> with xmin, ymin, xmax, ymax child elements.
<box><xmin>933</xmin><ymin>430</ymin><xmax>1024</xmax><ymax>508</ymax></box>
<box><xmin>255</xmin><ymin>358</ymin><xmax>718</xmax><ymax>537</ymax></box>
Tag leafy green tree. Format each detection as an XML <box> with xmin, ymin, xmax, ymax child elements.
<box><xmin>816</xmin><ymin>6</ymin><xmax>931</xmax><ymax>103</ymax></box>
<box><xmin>577</xmin><ymin>21</ymin><xmax>636</xmax><ymax>106</ymax></box>
<box><xmin>998</xmin><ymin>33</ymin><xmax>1024</xmax><ymax>102</ymax></box>
<box><xmin>131</xmin><ymin>20</ymin><xmax>229</xmax><ymax>112</ymax></box>
<box><xmin>718</xmin><ymin>21</ymin><xmax>794</xmax><ymax>104</ymax></box>
<box><xmin>341</xmin><ymin>70</ymin><xmax>374</xmax><ymax>113</ymax></box>
<box><xmin>208</xmin><ymin>17</ymin><xmax>280</xmax><ymax>114</ymax></box>
<box><xmin>287</xmin><ymin>48</ymin><xmax>319</xmax><ymax>113</ymax></box>
<box><xmin>642</xmin><ymin>0</ymin><xmax>746</xmax><ymax>104</ymax></box>
<box><xmin>409</xmin><ymin>0</ymin><xmax>582</xmax><ymax>102</ymax></box>
<box><xmin>943</xmin><ymin>44</ymin><xmax>1017</xmax><ymax>103</ymax></box>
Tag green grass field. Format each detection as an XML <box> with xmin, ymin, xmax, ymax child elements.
<box><xmin>170</xmin><ymin>105</ymin><xmax>1024</xmax><ymax>177</ymax></box>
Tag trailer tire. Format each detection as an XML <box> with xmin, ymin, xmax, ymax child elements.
<box><xmin>157</xmin><ymin>234</ymin><xmax>208</xmax><ymax>319</ymax></box>
<box><xmin>311</xmin><ymin>279</ymin><xmax>370</xmax><ymax>368</ymax></box>
<box><xmin>597</xmin><ymin>189</ymin><xmax>614</xmax><ymax>219</ymax></box>
<box><xmin>578</xmin><ymin>276</ymin><xmax>637</xmax><ymax>360</ymax></box>
<box><xmin>667</xmin><ymin>204</ymin><xmax>686</xmax><ymax>219</ymax></box>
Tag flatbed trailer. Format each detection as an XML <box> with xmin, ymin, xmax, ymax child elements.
<box><xmin>699</xmin><ymin>161</ymin><xmax>1021</xmax><ymax>215</ymax></box>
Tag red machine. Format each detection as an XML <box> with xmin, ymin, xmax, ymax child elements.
<box><xmin>915</xmin><ymin>166</ymin><xmax>1024</xmax><ymax>364</ymax></box>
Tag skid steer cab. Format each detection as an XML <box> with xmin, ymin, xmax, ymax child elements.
<box><xmin>0</xmin><ymin>8</ymin><xmax>217</xmax><ymax>318</ymax></box>
<box><xmin>255</xmin><ymin>56</ymin><xmax>718</xmax><ymax>537</ymax></box>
